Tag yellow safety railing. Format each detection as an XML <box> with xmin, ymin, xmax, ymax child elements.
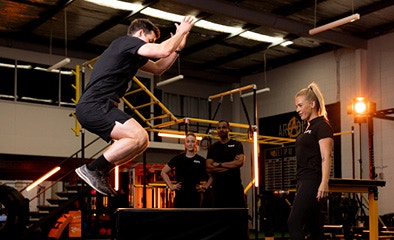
<box><xmin>70</xmin><ymin>64</ymin><xmax>81</xmax><ymax>136</ymax></box>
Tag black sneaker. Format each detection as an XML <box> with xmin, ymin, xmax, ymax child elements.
<box><xmin>75</xmin><ymin>164</ymin><xmax>117</xmax><ymax>197</ymax></box>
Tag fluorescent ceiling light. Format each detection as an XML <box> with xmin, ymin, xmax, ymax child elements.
<box><xmin>21</xmin><ymin>97</ymin><xmax>54</xmax><ymax>103</ymax></box>
<box><xmin>141</xmin><ymin>8</ymin><xmax>184</xmax><ymax>22</ymax></box>
<box><xmin>194</xmin><ymin>20</ymin><xmax>242</xmax><ymax>33</ymax></box>
<box><xmin>84</xmin><ymin>0</ymin><xmax>142</xmax><ymax>11</ymax></box>
<box><xmin>34</xmin><ymin>67</ymin><xmax>73</xmax><ymax>75</ymax></box>
<box><xmin>309</xmin><ymin>13</ymin><xmax>360</xmax><ymax>35</ymax></box>
<box><xmin>0</xmin><ymin>94</ymin><xmax>15</xmax><ymax>99</ymax></box>
<box><xmin>240</xmin><ymin>31</ymin><xmax>283</xmax><ymax>43</ymax></box>
<box><xmin>141</xmin><ymin>7</ymin><xmax>242</xmax><ymax>34</ymax></box>
<box><xmin>85</xmin><ymin>0</ymin><xmax>287</xmax><ymax>45</ymax></box>
<box><xmin>280</xmin><ymin>41</ymin><xmax>293</xmax><ymax>47</ymax></box>
<box><xmin>241</xmin><ymin>88</ymin><xmax>270</xmax><ymax>98</ymax></box>
<box><xmin>0</xmin><ymin>63</ymin><xmax>32</xmax><ymax>69</ymax></box>
<box><xmin>156</xmin><ymin>75</ymin><xmax>184</xmax><ymax>87</ymax></box>
<box><xmin>47</xmin><ymin>58</ymin><xmax>70</xmax><ymax>72</ymax></box>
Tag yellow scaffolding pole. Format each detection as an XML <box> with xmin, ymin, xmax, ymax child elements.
<box><xmin>82</xmin><ymin>56</ymin><xmax>99</xmax><ymax>70</ymax></box>
<box><xmin>208</xmin><ymin>84</ymin><xmax>256</xmax><ymax>100</ymax></box>
<box><xmin>184</xmin><ymin>117</ymin><xmax>251</xmax><ymax>129</ymax></box>
<box><xmin>70</xmin><ymin>64</ymin><xmax>81</xmax><ymax>136</ymax></box>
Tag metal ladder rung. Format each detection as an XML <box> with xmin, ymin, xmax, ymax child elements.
<box><xmin>132</xmin><ymin>101</ymin><xmax>156</xmax><ymax>110</ymax></box>
<box><xmin>146</xmin><ymin>114</ymin><xmax>172</xmax><ymax>121</ymax></box>
<box><xmin>124</xmin><ymin>87</ymin><xmax>144</xmax><ymax>96</ymax></box>
<box><xmin>150</xmin><ymin>120</ymin><xmax>180</xmax><ymax>129</ymax></box>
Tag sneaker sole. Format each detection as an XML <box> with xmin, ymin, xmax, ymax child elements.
<box><xmin>75</xmin><ymin>167</ymin><xmax>108</xmax><ymax>196</ymax></box>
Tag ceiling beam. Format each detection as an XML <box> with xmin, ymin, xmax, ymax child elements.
<box><xmin>75</xmin><ymin>1</ymin><xmax>158</xmax><ymax>43</ymax></box>
<box><xmin>169</xmin><ymin>0</ymin><xmax>367</xmax><ymax>49</ymax></box>
<box><xmin>272</xmin><ymin>0</ymin><xmax>327</xmax><ymax>16</ymax></box>
<box><xmin>20</xmin><ymin>0</ymin><xmax>75</xmax><ymax>32</ymax></box>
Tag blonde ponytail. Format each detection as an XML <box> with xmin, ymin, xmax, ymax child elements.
<box><xmin>296</xmin><ymin>82</ymin><xmax>327</xmax><ymax>119</ymax></box>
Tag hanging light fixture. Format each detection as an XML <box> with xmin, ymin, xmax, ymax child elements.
<box><xmin>309</xmin><ymin>0</ymin><xmax>360</xmax><ymax>35</ymax></box>
<box><xmin>156</xmin><ymin>52</ymin><xmax>184</xmax><ymax>87</ymax></box>
<box><xmin>309</xmin><ymin>14</ymin><xmax>360</xmax><ymax>35</ymax></box>
<box><xmin>156</xmin><ymin>75</ymin><xmax>184</xmax><ymax>87</ymax></box>
<box><xmin>47</xmin><ymin>9</ymin><xmax>70</xmax><ymax>72</ymax></box>
<box><xmin>47</xmin><ymin>58</ymin><xmax>70</xmax><ymax>71</ymax></box>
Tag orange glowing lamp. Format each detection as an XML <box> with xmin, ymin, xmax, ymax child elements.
<box><xmin>347</xmin><ymin>97</ymin><xmax>376</xmax><ymax>123</ymax></box>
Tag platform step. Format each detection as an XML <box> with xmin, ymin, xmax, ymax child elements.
<box><xmin>46</xmin><ymin>198</ymin><xmax>69</xmax><ymax>205</ymax></box>
<box><xmin>56</xmin><ymin>190</ymin><xmax>78</xmax><ymax>198</ymax></box>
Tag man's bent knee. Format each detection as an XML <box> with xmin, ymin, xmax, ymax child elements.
<box><xmin>136</xmin><ymin>128</ymin><xmax>149</xmax><ymax>150</ymax></box>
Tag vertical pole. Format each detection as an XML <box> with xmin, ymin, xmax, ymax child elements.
<box><xmin>208</xmin><ymin>98</ymin><xmax>212</xmax><ymax>132</ymax></box>
<box><xmin>252</xmin><ymin>87</ymin><xmax>259</xmax><ymax>238</ymax></box>
<box><xmin>359</xmin><ymin>123</ymin><xmax>362</xmax><ymax>179</ymax></box>
<box><xmin>351</xmin><ymin>126</ymin><xmax>355</xmax><ymax>179</ymax></box>
<box><xmin>80</xmin><ymin>65</ymin><xmax>85</xmax><ymax>163</ymax></box>
<box><xmin>368</xmin><ymin>188</ymin><xmax>379</xmax><ymax>240</ymax></box>
<box><xmin>368</xmin><ymin>117</ymin><xmax>375</xmax><ymax>180</ymax></box>
<box><xmin>80</xmin><ymin>65</ymin><xmax>86</xmax><ymax>239</ymax></box>
<box><xmin>143</xmin><ymin>151</ymin><xmax>147</xmax><ymax>208</ymax></box>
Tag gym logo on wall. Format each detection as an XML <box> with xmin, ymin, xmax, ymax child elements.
<box><xmin>286</xmin><ymin>116</ymin><xmax>303</xmax><ymax>138</ymax></box>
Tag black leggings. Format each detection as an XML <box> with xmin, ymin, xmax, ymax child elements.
<box><xmin>287</xmin><ymin>180</ymin><xmax>324</xmax><ymax>240</ymax></box>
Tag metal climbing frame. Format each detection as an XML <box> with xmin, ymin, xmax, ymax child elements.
<box><xmin>122</xmin><ymin>77</ymin><xmax>295</xmax><ymax>145</ymax></box>
<box><xmin>73</xmin><ymin>56</ymin><xmax>294</xmax><ymax>145</ymax></box>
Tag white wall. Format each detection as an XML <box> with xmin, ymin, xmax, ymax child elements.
<box><xmin>0</xmin><ymin>100</ymin><xmax>108</xmax><ymax>157</ymax></box>
<box><xmin>366</xmin><ymin>33</ymin><xmax>394</xmax><ymax>216</ymax></box>
<box><xmin>241</xmin><ymin>32</ymin><xmax>394</xmax><ymax>215</ymax></box>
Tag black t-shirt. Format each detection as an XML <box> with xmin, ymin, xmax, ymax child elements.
<box><xmin>295</xmin><ymin>116</ymin><xmax>333</xmax><ymax>180</ymax></box>
<box><xmin>79</xmin><ymin>36</ymin><xmax>148</xmax><ymax>104</ymax></box>
<box><xmin>167</xmin><ymin>153</ymin><xmax>207</xmax><ymax>190</ymax></box>
<box><xmin>206</xmin><ymin>139</ymin><xmax>244</xmax><ymax>187</ymax></box>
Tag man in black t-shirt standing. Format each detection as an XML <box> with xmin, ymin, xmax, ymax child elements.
<box><xmin>75</xmin><ymin>16</ymin><xmax>195</xmax><ymax>197</ymax></box>
<box><xmin>206</xmin><ymin>120</ymin><xmax>246</xmax><ymax>208</ymax></box>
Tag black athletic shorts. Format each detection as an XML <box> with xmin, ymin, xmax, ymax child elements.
<box><xmin>76</xmin><ymin>100</ymin><xmax>131</xmax><ymax>142</ymax></box>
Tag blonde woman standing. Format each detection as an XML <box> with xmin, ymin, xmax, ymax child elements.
<box><xmin>287</xmin><ymin>82</ymin><xmax>334</xmax><ymax>240</ymax></box>
<box><xmin>161</xmin><ymin>133</ymin><xmax>213</xmax><ymax>208</ymax></box>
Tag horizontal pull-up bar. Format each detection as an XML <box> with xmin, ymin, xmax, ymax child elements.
<box><xmin>208</xmin><ymin>84</ymin><xmax>256</xmax><ymax>101</ymax></box>
<box><xmin>184</xmin><ymin>117</ymin><xmax>251</xmax><ymax>129</ymax></box>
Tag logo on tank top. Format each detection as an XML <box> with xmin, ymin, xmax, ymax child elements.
<box><xmin>305</xmin><ymin>130</ymin><xmax>312</xmax><ymax>134</ymax></box>
<box><xmin>228</xmin><ymin>144</ymin><xmax>235</xmax><ymax>147</ymax></box>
